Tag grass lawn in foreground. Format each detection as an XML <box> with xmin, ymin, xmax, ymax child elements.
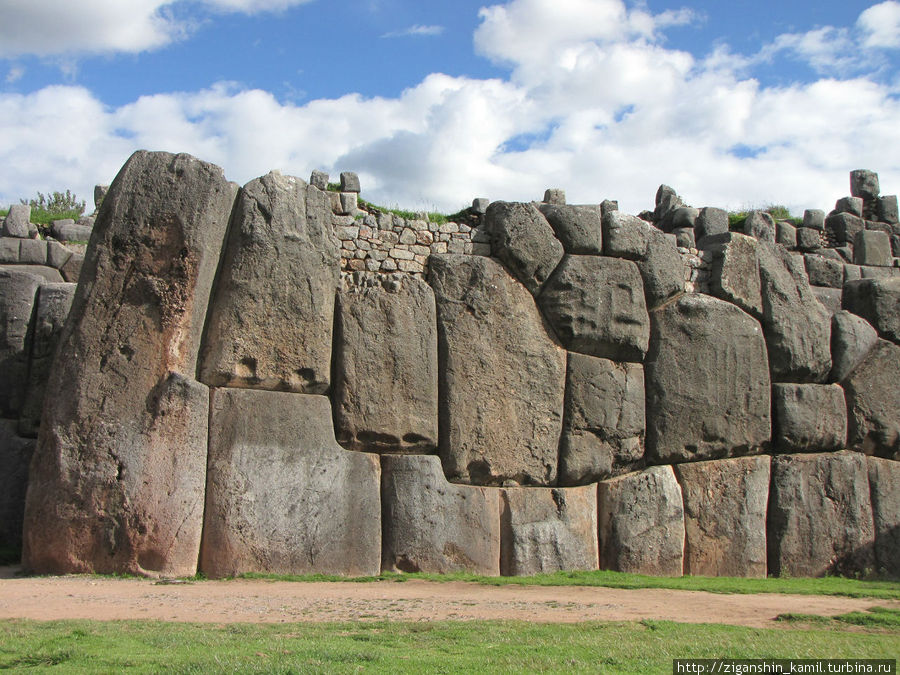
<box><xmin>1</xmin><ymin>615</ymin><xmax>898</xmax><ymax>674</ymax></box>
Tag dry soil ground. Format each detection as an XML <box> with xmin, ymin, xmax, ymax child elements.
<box><xmin>1</xmin><ymin>566</ymin><xmax>895</xmax><ymax>628</ymax></box>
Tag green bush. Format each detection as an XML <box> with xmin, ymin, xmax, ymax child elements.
<box><xmin>21</xmin><ymin>190</ymin><xmax>86</xmax><ymax>227</ymax></box>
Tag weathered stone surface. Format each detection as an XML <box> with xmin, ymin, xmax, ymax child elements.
<box><xmin>850</xmin><ymin>169</ymin><xmax>879</xmax><ymax>200</ymax></box>
<box><xmin>381</xmin><ymin>454</ymin><xmax>500</xmax><ymax>575</ymax></box>
<box><xmin>485</xmin><ymin>201</ymin><xmax>563</xmax><ymax>294</ymax></box>
<box><xmin>430</xmin><ymin>254</ymin><xmax>566</xmax><ymax>486</ymax></box>
<box><xmin>830</xmin><ymin>310</ymin><xmax>879</xmax><ymax>383</ymax></box>
<box><xmin>0</xmin><ymin>238</ymin><xmax>19</xmax><ymax>263</ymax></box>
<box><xmin>2</xmin><ymin>205</ymin><xmax>30</xmax><ymax>238</ymax></box>
<box><xmin>674</xmin><ymin>227</ymin><xmax>695</xmax><ymax>249</ymax></box>
<box><xmin>539</xmin><ymin>204</ymin><xmax>603</xmax><ymax>254</ymax></box>
<box><xmin>674</xmin><ymin>456</ymin><xmax>770</xmax><ymax>577</ymax></box>
<box><xmin>803</xmin><ymin>209</ymin><xmax>825</xmax><ymax>230</ymax></box>
<box><xmin>537</xmin><ymin>255</ymin><xmax>649</xmax><ymax>362</ymax></box>
<box><xmin>835</xmin><ymin>196</ymin><xmax>863</xmax><ymax>217</ymax></box>
<box><xmin>772</xmin><ymin>384</ymin><xmax>847</xmax><ymax>453</ymax></box>
<box><xmin>825</xmin><ymin>212</ymin><xmax>865</xmax><ymax>244</ymax></box>
<box><xmin>0</xmin><ymin>268</ymin><xmax>42</xmax><ymax>417</ymax></box>
<box><xmin>671</xmin><ymin>207</ymin><xmax>699</xmax><ymax>229</ymax></box>
<box><xmin>776</xmin><ymin>222</ymin><xmax>797</xmax><ymax>249</ymax></box>
<box><xmin>18</xmin><ymin>283</ymin><xmax>77</xmax><ymax>437</ymax></box>
<box><xmin>500</xmin><ymin>485</ymin><xmax>599</xmax><ymax>576</ymax></box>
<box><xmin>854</xmin><ymin>230</ymin><xmax>893</xmax><ymax>267</ymax></box>
<box><xmin>877</xmin><ymin>195</ymin><xmax>899</xmax><ymax>224</ymax></box>
<box><xmin>768</xmin><ymin>452</ymin><xmax>875</xmax><ymax>577</ymax></box>
<box><xmin>18</xmin><ymin>239</ymin><xmax>47</xmax><ymax>265</ymax></box>
<box><xmin>811</xmin><ymin>286</ymin><xmax>842</xmax><ymax>315</ymax></box>
<box><xmin>696</xmin><ymin>207</ymin><xmax>728</xmax><ymax>245</ymax></box>
<box><xmin>200</xmin><ymin>172</ymin><xmax>338</xmax><ymax>393</ymax></box>
<box><xmin>340</xmin><ymin>171</ymin><xmax>360</xmax><ymax>192</ymax></box>
<box><xmin>707</xmin><ymin>233</ymin><xmax>762</xmax><ymax>318</ymax></box>
<box><xmin>603</xmin><ymin>211</ymin><xmax>650</xmax><ymax>259</ymax></box>
<box><xmin>637</xmin><ymin>230</ymin><xmax>684</xmax><ymax>308</ymax></box>
<box><xmin>645</xmin><ymin>294</ymin><xmax>771</xmax><ymax>464</ymax></box>
<box><xmin>796</xmin><ymin>227</ymin><xmax>821</xmax><ymax>252</ymax></box>
<box><xmin>58</xmin><ymin>254</ymin><xmax>83</xmax><ymax>283</ymax></box>
<box><xmin>22</xmin><ymin>150</ymin><xmax>235</xmax><ymax>577</ymax></box>
<box><xmin>3</xmin><ymin>264</ymin><xmax>63</xmax><ymax>284</ymax></box>
<box><xmin>867</xmin><ymin>457</ymin><xmax>900</xmax><ymax>578</ymax></box>
<box><xmin>757</xmin><ymin>242</ymin><xmax>832</xmax><ymax>382</ymax></box>
<box><xmin>51</xmin><ymin>221</ymin><xmax>93</xmax><ymax>242</ymax></box>
<box><xmin>0</xmin><ymin>420</ymin><xmax>35</xmax><ymax>551</ymax></box>
<box><xmin>46</xmin><ymin>241</ymin><xmax>72</xmax><ymax>269</ymax></box>
<box><xmin>598</xmin><ymin>466</ymin><xmax>684</xmax><ymax>576</ymax></box>
<box><xmin>804</xmin><ymin>254</ymin><xmax>842</xmax><ymax>288</ymax></box>
<box><xmin>743</xmin><ymin>211</ymin><xmax>775</xmax><ymax>242</ymax></box>
<box><xmin>333</xmin><ymin>274</ymin><xmax>437</xmax><ymax>453</ymax></box>
<box><xmin>843</xmin><ymin>339</ymin><xmax>900</xmax><ymax>459</ymax></box>
<box><xmin>309</xmin><ymin>169</ymin><xmax>328</xmax><ymax>190</ymax></box>
<box><xmin>842</xmin><ymin>277</ymin><xmax>900</xmax><ymax>344</ymax></box>
<box><xmin>200</xmin><ymin>390</ymin><xmax>381</xmax><ymax>578</ymax></box>
<box><xmin>543</xmin><ymin>188</ymin><xmax>565</xmax><ymax>205</ymax></box>
<box><xmin>559</xmin><ymin>353</ymin><xmax>644</xmax><ymax>485</ymax></box>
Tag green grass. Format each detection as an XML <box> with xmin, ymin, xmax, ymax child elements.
<box><xmin>234</xmin><ymin>569</ymin><xmax>900</xmax><ymax>600</ymax></box>
<box><xmin>777</xmin><ymin>606</ymin><xmax>900</xmax><ymax>630</ymax></box>
<box><xmin>0</xmin><ymin>618</ymin><xmax>896</xmax><ymax>673</ymax></box>
<box><xmin>728</xmin><ymin>205</ymin><xmax>804</xmax><ymax>229</ymax></box>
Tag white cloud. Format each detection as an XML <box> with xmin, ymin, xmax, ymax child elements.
<box><xmin>858</xmin><ymin>0</ymin><xmax>900</xmax><ymax>48</ymax></box>
<box><xmin>381</xmin><ymin>24</ymin><xmax>445</xmax><ymax>38</ymax></box>
<box><xmin>5</xmin><ymin>66</ymin><xmax>24</xmax><ymax>84</ymax></box>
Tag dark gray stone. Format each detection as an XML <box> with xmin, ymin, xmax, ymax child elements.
<box><xmin>645</xmin><ymin>294</ymin><xmax>771</xmax><ymax>464</ymax></box>
<box><xmin>558</xmin><ymin>353</ymin><xmax>644</xmax><ymax>485</ymax></box>
<box><xmin>200</xmin><ymin>172</ymin><xmax>339</xmax><ymax>394</ymax></box>
<box><xmin>850</xmin><ymin>169</ymin><xmax>879</xmax><ymax>200</ymax></box>
<box><xmin>842</xmin><ymin>277</ymin><xmax>900</xmax><ymax>344</ymax></box>
<box><xmin>768</xmin><ymin>452</ymin><xmax>875</xmax><ymax>578</ymax></box>
<box><xmin>0</xmin><ymin>238</ymin><xmax>18</xmax><ymax>264</ymax></box>
<box><xmin>707</xmin><ymin>233</ymin><xmax>762</xmax><ymax>318</ymax></box>
<box><xmin>854</xmin><ymin>230</ymin><xmax>893</xmax><ymax>267</ymax></box>
<box><xmin>22</xmin><ymin>150</ymin><xmax>236</xmax><ymax>577</ymax></box>
<box><xmin>603</xmin><ymin>211</ymin><xmax>651</xmax><ymax>259</ymax></box>
<box><xmin>472</xmin><ymin>197</ymin><xmax>490</xmax><ymax>214</ymax></box>
<box><xmin>309</xmin><ymin>169</ymin><xmax>328</xmax><ymax>190</ymax></box>
<box><xmin>776</xmin><ymin>222</ymin><xmax>797</xmax><ymax>249</ymax></box>
<box><xmin>803</xmin><ymin>209</ymin><xmax>825</xmax><ymax>230</ymax></box>
<box><xmin>543</xmin><ymin>188</ymin><xmax>565</xmax><ymax>205</ymax></box>
<box><xmin>333</xmin><ymin>274</ymin><xmax>438</xmax><ymax>454</ymax></box>
<box><xmin>757</xmin><ymin>242</ymin><xmax>832</xmax><ymax>382</ymax></box>
<box><xmin>671</xmin><ymin>207</ymin><xmax>699</xmax><ymax>229</ymax></box>
<box><xmin>636</xmin><ymin>230</ymin><xmax>684</xmax><ymax>308</ymax></box>
<box><xmin>538</xmin><ymin>204</ymin><xmax>603</xmax><ymax>254</ymax></box>
<box><xmin>93</xmin><ymin>185</ymin><xmax>109</xmax><ymax>210</ymax></box>
<box><xmin>500</xmin><ymin>485</ymin><xmax>599</xmax><ymax>576</ymax></box>
<box><xmin>46</xmin><ymin>241</ymin><xmax>72</xmax><ymax>269</ymax></box>
<box><xmin>825</xmin><ymin>212</ymin><xmax>865</xmax><ymax>244</ymax></box>
<box><xmin>835</xmin><ymin>196</ymin><xmax>863</xmax><ymax>217</ymax></box>
<box><xmin>696</xmin><ymin>207</ymin><xmax>728</xmax><ymax>246</ymax></box>
<box><xmin>804</xmin><ymin>254</ymin><xmax>842</xmax><ymax>288</ymax></box>
<box><xmin>772</xmin><ymin>384</ymin><xmax>847</xmax><ymax>452</ymax></box>
<box><xmin>867</xmin><ymin>457</ymin><xmax>900</xmax><ymax>578</ymax></box>
<box><xmin>538</xmin><ymin>255</ymin><xmax>649</xmax><ymax>362</ymax></box>
<box><xmin>200</xmin><ymin>389</ymin><xmax>381</xmax><ymax>578</ymax></box>
<box><xmin>340</xmin><ymin>171</ymin><xmax>360</xmax><ymax>193</ymax></box>
<box><xmin>486</xmin><ymin>201</ymin><xmax>564</xmax><ymax>295</ymax></box>
<box><xmin>811</xmin><ymin>286</ymin><xmax>842</xmax><ymax>315</ymax></box>
<box><xmin>843</xmin><ymin>339</ymin><xmax>900</xmax><ymax>459</ymax></box>
<box><xmin>430</xmin><ymin>255</ymin><xmax>566</xmax><ymax>486</ymax></box>
<box><xmin>18</xmin><ymin>239</ymin><xmax>47</xmax><ymax>265</ymax></box>
<box><xmin>796</xmin><ymin>227</ymin><xmax>821</xmax><ymax>252</ymax></box>
<box><xmin>59</xmin><ymin>253</ymin><xmax>84</xmax><ymax>283</ymax></box>
<box><xmin>877</xmin><ymin>195</ymin><xmax>898</xmax><ymax>225</ymax></box>
<box><xmin>18</xmin><ymin>283</ymin><xmax>77</xmax><ymax>437</ymax></box>
<box><xmin>830</xmin><ymin>310</ymin><xmax>879</xmax><ymax>383</ymax></box>
<box><xmin>675</xmin><ymin>456</ymin><xmax>770</xmax><ymax>578</ymax></box>
<box><xmin>600</xmin><ymin>199</ymin><xmax>618</xmax><ymax>217</ymax></box>
<box><xmin>743</xmin><ymin>211</ymin><xmax>775</xmax><ymax>242</ymax></box>
<box><xmin>0</xmin><ymin>267</ymin><xmax>42</xmax><ymax>417</ymax></box>
<box><xmin>50</xmin><ymin>221</ymin><xmax>93</xmax><ymax>242</ymax></box>
<box><xmin>2</xmin><ymin>205</ymin><xmax>30</xmax><ymax>238</ymax></box>
<box><xmin>599</xmin><ymin>465</ymin><xmax>684</xmax><ymax>576</ymax></box>
<box><xmin>674</xmin><ymin>227</ymin><xmax>695</xmax><ymax>249</ymax></box>
<box><xmin>381</xmin><ymin>454</ymin><xmax>500</xmax><ymax>575</ymax></box>
<box><xmin>0</xmin><ymin>420</ymin><xmax>35</xmax><ymax>553</ymax></box>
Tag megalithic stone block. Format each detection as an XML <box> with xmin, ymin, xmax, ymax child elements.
<box><xmin>199</xmin><ymin>171</ymin><xmax>340</xmax><ymax>393</ymax></box>
<box><xmin>539</xmin><ymin>204</ymin><xmax>603</xmax><ymax>255</ymax></box>
<box><xmin>867</xmin><ymin>457</ymin><xmax>900</xmax><ymax>578</ymax></box>
<box><xmin>674</xmin><ymin>456</ymin><xmax>770</xmax><ymax>578</ymax></box>
<box><xmin>768</xmin><ymin>452</ymin><xmax>875</xmax><ymax>578</ymax></box>
<box><xmin>381</xmin><ymin>454</ymin><xmax>500</xmax><ymax>575</ymax></box>
<box><xmin>485</xmin><ymin>201</ymin><xmax>564</xmax><ymax>295</ymax></box>
<box><xmin>22</xmin><ymin>150</ymin><xmax>237</xmax><ymax>577</ymax></box>
<box><xmin>200</xmin><ymin>390</ymin><xmax>381</xmax><ymax>578</ymax></box>
<box><xmin>598</xmin><ymin>465</ymin><xmax>685</xmax><ymax>576</ymax></box>
<box><xmin>500</xmin><ymin>485</ymin><xmax>599</xmax><ymax>576</ymax></box>
<box><xmin>0</xmin><ymin>420</ymin><xmax>35</xmax><ymax>552</ymax></box>
<box><xmin>843</xmin><ymin>277</ymin><xmax>900</xmax><ymax>345</ymax></box>
<box><xmin>843</xmin><ymin>339</ymin><xmax>900</xmax><ymax>459</ymax></box>
<box><xmin>0</xmin><ymin>267</ymin><xmax>42</xmax><ymax>417</ymax></box>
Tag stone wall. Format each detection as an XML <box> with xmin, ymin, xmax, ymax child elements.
<box><xmin>3</xmin><ymin>151</ymin><xmax>898</xmax><ymax>579</ymax></box>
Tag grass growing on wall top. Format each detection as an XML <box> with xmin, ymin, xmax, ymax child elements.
<box><xmin>728</xmin><ymin>204</ymin><xmax>803</xmax><ymax>229</ymax></box>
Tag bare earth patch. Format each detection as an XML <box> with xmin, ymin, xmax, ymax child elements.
<box><xmin>1</xmin><ymin>566</ymin><xmax>895</xmax><ymax>628</ymax></box>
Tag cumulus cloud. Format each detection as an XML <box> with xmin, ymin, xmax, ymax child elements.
<box><xmin>858</xmin><ymin>0</ymin><xmax>900</xmax><ymax>48</ymax></box>
<box><xmin>0</xmin><ymin>0</ymin><xmax>898</xmax><ymax>217</ymax></box>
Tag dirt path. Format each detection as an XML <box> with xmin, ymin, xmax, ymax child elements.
<box><xmin>1</xmin><ymin>566</ymin><xmax>894</xmax><ymax>628</ymax></box>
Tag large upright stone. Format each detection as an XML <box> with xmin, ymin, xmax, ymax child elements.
<box><xmin>645</xmin><ymin>294</ymin><xmax>771</xmax><ymax>464</ymax></box>
<box><xmin>830</xmin><ymin>310</ymin><xmax>879</xmax><ymax>383</ymax></box>
<box><xmin>199</xmin><ymin>171</ymin><xmax>339</xmax><ymax>393</ymax></box>
<box><xmin>707</xmin><ymin>233</ymin><xmax>762</xmax><ymax>318</ymax></box>
<box><xmin>381</xmin><ymin>454</ymin><xmax>500</xmax><ymax>575</ymax></box>
<box><xmin>768</xmin><ymin>452</ymin><xmax>875</xmax><ymax>578</ymax></box>
<box><xmin>18</xmin><ymin>283</ymin><xmax>77</xmax><ymax>437</ymax></box>
<box><xmin>429</xmin><ymin>255</ymin><xmax>566</xmax><ymax>486</ymax></box>
<box><xmin>0</xmin><ymin>420</ymin><xmax>35</xmax><ymax>552</ymax></box>
<box><xmin>843</xmin><ymin>339</ymin><xmax>900</xmax><ymax>459</ymax></box>
<box><xmin>558</xmin><ymin>353</ymin><xmax>644</xmax><ymax>485</ymax></box>
<box><xmin>867</xmin><ymin>457</ymin><xmax>900</xmax><ymax>578</ymax></box>
<box><xmin>200</xmin><ymin>390</ymin><xmax>381</xmax><ymax>578</ymax></box>
<box><xmin>539</xmin><ymin>204</ymin><xmax>603</xmax><ymax>254</ymax></box>
<box><xmin>771</xmin><ymin>384</ymin><xmax>847</xmax><ymax>453</ymax></box>
<box><xmin>333</xmin><ymin>274</ymin><xmax>438</xmax><ymax>453</ymax></box>
<box><xmin>22</xmin><ymin>151</ymin><xmax>236</xmax><ymax>576</ymax></box>
<box><xmin>485</xmin><ymin>201</ymin><xmax>563</xmax><ymax>294</ymax></box>
<box><xmin>757</xmin><ymin>241</ymin><xmax>832</xmax><ymax>382</ymax></box>
<box><xmin>674</xmin><ymin>456</ymin><xmax>770</xmax><ymax>578</ymax></box>
<box><xmin>598</xmin><ymin>466</ymin><xmax>685</xmax><ymax>576</ymax></box>
<box><xmin>0</xmin><ymin>268</ymin><xmax>42</xmax><ymax>417</ymax></box>
<box><xmin>537</xmin><ymin>255</ymin><xmax>649</xmax><ymax>362</ymax></box>
<box><xmin>500</xmin><ymin>485</ymin><xmax>599</xmax><ymax>576</ymax></box>
<box><xmin>842</xmin><ymin>277</ymin><xmax>900</xmax><ymax>345</ymax></box>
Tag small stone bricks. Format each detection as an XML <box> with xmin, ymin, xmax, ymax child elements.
<box><xmin>842</xmin><ymin>277</ymin><xmax>900</xmax><ymax>345</ymax></box>
<box><xmin>867</xmin><ymin>457</ymin><xmax>900</xmax><ymax>578</ymax></box>
<box><xmin>558</xmin><ymin>353</ymin><xmax>644</xmax><ymax>485</ymax></box>
<box><xmin>500</xmin><ymin>485</ymin><xmax>598</xmax><ymax>576</ymax></box>
<box><xmin>772</xmin><ymin>384</ymin><xmax>847</xmax><ymax>452</ymax></box>
<box><xmin>598</xmin><ymin>465</ymin><xmax>685</xmax><ymax>576</ymax></box>
<box><xmin>645</xmin><ymin>294</ymin><xmax>771</xmax><ymax>464</ymax></box>
<box><xmin>843</xmin><ymin>339</ymin><xmax>900</xmax><ymax>459</ymax></box>
<box><xmin>674</xmin><ymin>456</ymin><xmax>770</xmax><ymax>578</ymax></box>
<box><xmin>201</xmin><ymin>390</ymin><xmax>381</xmax><ymax>578</ymax></box>
<box><xmin>768</xmin><ymin>452</ymin><xmax>875</xmax><ymax>578</ymax></box>
<box><xmin>486</xmin><ymin>201</ymin><xmax>564</xmax><ymax>295</ymax></box>
<box><xmin>854</xmin><ymin>230</ymin><xmax>892</xmax><ymax>267</ymax></box>
<box><xmin>537</xmin><ymin>255</ymin><xmax>649</xmax><ymax>362</ymax></box>
<box><xmin>381</xmin><ymin>454</ymin><xmax>499</xmax><ymax>575</ymax></box>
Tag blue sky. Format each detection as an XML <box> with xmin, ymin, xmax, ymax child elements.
<box><xmin>1</xmin><ymin>0</ymin><xmax>898</xmax><ymax>215</ymax></box>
